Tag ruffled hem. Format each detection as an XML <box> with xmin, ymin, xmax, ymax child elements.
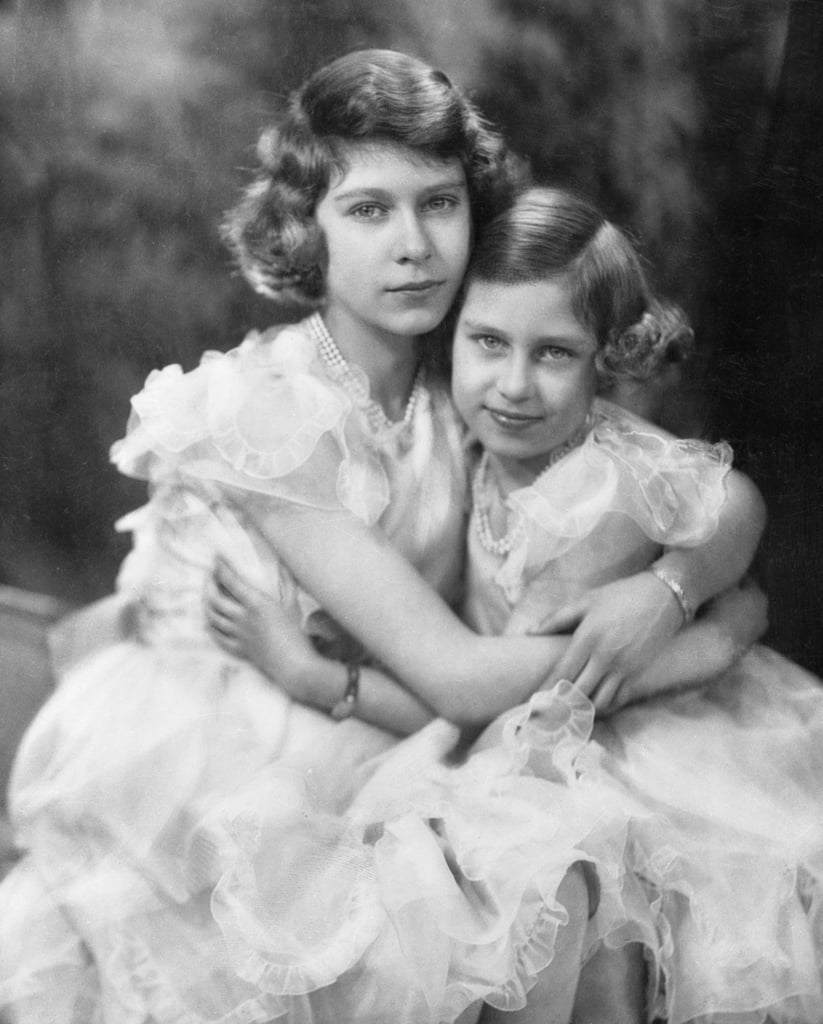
<box><xmin>207</xmin><ymin>684</ymin><xmax>637</xmax><ymax>1020</ymax></box>
<box><xmin>0</xmin><ymin>637</ymin><xmax>400</xmax><ymax>1024</ymax></box>
<box><xmin>587</xmin><ymin>646</ymin><xmax>823</xmax><ymax>1024</ymax></box>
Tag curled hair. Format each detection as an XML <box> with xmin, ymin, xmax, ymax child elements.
<box><xmin>468</xmin><ymin>187</ymin><xmax>694</xmax><ymax>385</ymax></box>
<box><xmin>222</xmin><ymin>49</ymin><xmax>524</xmax><ymax>304</ymax></box>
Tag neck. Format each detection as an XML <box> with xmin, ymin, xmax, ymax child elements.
<box><xmin>484</xmin><ymin>452</ymin><xmax>538</xmax><ymax>497</ymax></box>
<box><xmin>320</xmin><ymin>307</ymin><xmax>420</xmax><ymax>417</ymax></box>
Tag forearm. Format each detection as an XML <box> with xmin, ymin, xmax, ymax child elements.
<box><xmin>293</xmin><ymin>652</ymin><xmax>436</xmax><ymax>736</ymax></box>
<box><xmin>652</xmin><ymin>469</ymin><xmax>766</xmax><ymax>610</ymax></box>
<box><xmin>257</xmin><ymin>504</ymin><xmax>572</xmax><ymax>728</ymax></box>
<box><xmin>619</xmin><ymin>618</ymin><xmax>741</xmax><ymax>706</ymax></box>
<box><xmin>282</xmin><ymin>636</ymin><xmax>570</xmax><ymax>735</ymax></box>
<box><xmin>616</xmin><ymin>579</ymin><xmax>767</xmax><ymax>709</ymax></box>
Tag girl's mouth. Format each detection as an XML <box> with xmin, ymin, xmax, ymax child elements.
<box><xmin>485</xmin><ymin>407</ymin><xmax>544</xmax><ymax>430</ymax></box>
<box><xmin>388</xmin><ymin>280</ymin><xmax>442</xmax><ymax>294</ymax></box>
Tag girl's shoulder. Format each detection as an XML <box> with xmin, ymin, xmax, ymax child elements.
<box><xmin>588</xmin><ymin>397</ymin><xmax>732</xmax><ymax>474</ymax></box>
<box><xmin>109</xmin><ymin>318</ymin><xmax>390</xmax><ymax>523</ymax></box>
<box><xmin>511</xmin><ymin>397</ymin><xmax>734</xmax><ymax>552</ymax></box>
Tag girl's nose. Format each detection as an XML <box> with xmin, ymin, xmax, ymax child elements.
<box><xmin>497</xmin><ymin>356</ymin><xmax>534</xmax><ymax>402</ymax></box>
<box><xmin>395</xmin><ymin>212</ymin><xmax>432</xmax><ymax>262</ymax></box>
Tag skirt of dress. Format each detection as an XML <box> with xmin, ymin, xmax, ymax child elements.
<box><xmin>0</xmin><ymin>630</ymin><xmax>637</xmax><ymax>1024</ymax></box>
<box><xmin>589</xmin><ymin>645</ymin><xmax>823</xmax><ymax>1024</ymax></box>
<box><xmin>204</xmin><ymin>681</ymin><xmax>643</xmax><ymax>1024</ymax></box>
<box><xmin>0</xmin><ymin>633</ymin><xmax>398</xmax><ymax>1024</ymax></box>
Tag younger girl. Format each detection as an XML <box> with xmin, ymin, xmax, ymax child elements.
<box><xmin>450</xmin><ymin>187</ymin><xmax>823</xmax><ymax>1022</ymax></box>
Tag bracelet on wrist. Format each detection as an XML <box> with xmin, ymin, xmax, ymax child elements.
<box><xmin>330</xmin><ymin>661</ymin><xmax>360</xmax><ymax>721</ymax></box>
<box><xmin>648</xmin><ymin>565</ymin><xmax>695</xmax><ymax>624</ymax></box>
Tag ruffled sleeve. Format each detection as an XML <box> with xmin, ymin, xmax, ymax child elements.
<box><xmin>110</xmin><ymin>322</ymin><xmax>391</xmax><ymax>525</ymax></box>
<box><xmin>507</xmin><ymin>399</ymin><xmax>733</xmax><ymax>573</ymax></box>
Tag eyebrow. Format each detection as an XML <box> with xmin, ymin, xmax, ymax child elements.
<box><xmin>331</xmin><ymin>179</ymin><xmax>468</xmax><ymax>203</ymax></box>
<box><xmin>460</xmin><ymin>318</ymin><xmax>510</xmax><ymax>338</ymax></box>
<box><xmin>460</xmin><ymin>318</ymin><xmax>590</xmax><ymax>347</ymax></box>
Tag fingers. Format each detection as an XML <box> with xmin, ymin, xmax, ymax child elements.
<box><xmin>550</xmin><ymin>643</ymin><xmax>627</xmax><ymax>713</ymax></box>
<box><xmin>567</xmin><ymin>655</ymin><xmax>609</xmax><ymax>701</ymax></box>
<box><xmin>203</xmin><ymin>571</ymin><xmax>247</xmax><ymax>651</ymax></box>
<box><xmin>213</xmin><ymin>555</ymin><xmax>259</xmax><ymax>606</ymax></box>
<box><xmin>589</xmin><ymin>673</ymin><xmax>626</xmax><ymax>716</ymax></box>
<box><xmin>203</xmin><ymin>573</ymin><xmax>243</xmax><ymax>620</ymax></box>
<box><xmin>203</xmin><ymin>591</ymin><xmax>249</xmax><ymax>658</ymax></box>
<box><xmin>545</xmin><ymin>633</ymin><xmax>596</xmax><ymax>690</ymax></box>
<box><xmin>207</xmin><ymin>623</ymin><xmax>245</xmax><ymax>659</ymax></box>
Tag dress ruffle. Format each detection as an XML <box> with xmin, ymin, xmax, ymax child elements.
<box><xmin>588</xmin><ymin>648</ymin><xmax>823</xmax><ymax>1024</ymax></box>
<box><xmin>493</xmin><ymin>399</ymin><xmax>731</xmax><ymax>601</ymax></box>
<box><xmin>111</xmin><ymin>324</ymin><xmax>392</xmax><ymax>526</ymax></box>
<box><xmin>207</xmin><ymin>683</ymin><xmax>638</xmax><ymax>1022</ymax></box>
<box><xmin>0</xmin><ymin>636</ymin><xmax>401</xmax><ymax>1023</ymax></box>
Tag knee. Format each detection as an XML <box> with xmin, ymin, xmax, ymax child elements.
<box><xmin>560</xmin><ymin>860</ymin><xmax>599</xmax><ymax>923</ymax></box>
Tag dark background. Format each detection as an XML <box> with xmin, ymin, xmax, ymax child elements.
<box><xmin>1</xmin><ymin>0</ymin><xmax>821</xmax><ymax>672</ymax></box>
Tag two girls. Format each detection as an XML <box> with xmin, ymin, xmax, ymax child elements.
<box><xmin>221</xmin><ymin>186</ymin><xmax>823</xmax><ymax>1023</ymax></box>
<box><xmin>1</xmin><ymin>50</ymin><xmax>769</xmax><ymax>1024</ymax></box>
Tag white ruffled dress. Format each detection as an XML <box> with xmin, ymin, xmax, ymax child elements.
<box><xmin>0</xmin><ymin>322</ymin><xmax>630</xmax><ymax>1023</ymax></box>
<box><xmin>465</xmin><ymin>397</ymin><xmax>823</xmax><ymax>1024</ymax></box>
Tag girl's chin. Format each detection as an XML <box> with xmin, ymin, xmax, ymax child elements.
<box><xmin>381</xmin><ymin>297</ymin><xmax>457</xmax><ymax>335</ymax></box>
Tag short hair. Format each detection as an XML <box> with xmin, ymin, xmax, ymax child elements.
<box><xmin>467</xmin><ymin>187</ymin><xmax>694</xmax><ymax>384</ymax></box>
<box><xmin>222</xmin><ymin>49</ymin><xmax>525</xmax><ymax>304</ymax></box>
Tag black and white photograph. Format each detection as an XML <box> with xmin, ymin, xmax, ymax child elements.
<box><xmin>1</xmin><ymin>1</ymin><xmax>822</xmax><ymax>1021</ymax></box>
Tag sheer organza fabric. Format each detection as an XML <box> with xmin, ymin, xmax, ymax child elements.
<box><xmin>464</xmin><ymin>399</ymin><xmax>823</xmax><ymax>1024</ymax></box>
<box><xmin>0</xmin><ymin>321</ymin><xmax>631</xmax><ymax>1023</ymax></box>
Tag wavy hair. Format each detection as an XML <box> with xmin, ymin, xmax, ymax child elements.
<box><xmin>467</xmin><ymin>187</ymin><xmax>694</xmax><ymax>385</ymax></box>
<box><xmin>222</xmin><ymin>49</ymin><xmax>525</xmax><ymax>305</ymax></box>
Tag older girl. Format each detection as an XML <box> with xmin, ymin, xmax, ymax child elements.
<box><xmin>0</xmin><ymin>49</ymin><xmax>596</xmax><ymax>1024</ymax></box>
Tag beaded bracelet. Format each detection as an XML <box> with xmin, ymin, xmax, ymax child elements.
<box><xmin>331</xmin><ymin>662</ymin><xmax>360</xmax><ymax>721</ymax></box>
<box><xmin>649</xmin><ymin>565</ymin><xmax>695</xmax><ymax>624</ymax></box>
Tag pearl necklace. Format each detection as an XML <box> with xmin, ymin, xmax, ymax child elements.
<box><xmin>472</xmin><ymin>453</ymin><xmax>526</xmax><ymax>556</ymax></box>
<box><xmin>472</xmin><ymin>419</ymin><xmax>593</xmax><ymax>557</ymax></box>
<box><xmin>308</xmin><ymin>313</ymin><xmax>424</xmax><ymax>434</ymax></box>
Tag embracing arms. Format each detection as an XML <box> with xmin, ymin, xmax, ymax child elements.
<box><xmin>211</xmin><ymin>500</ymin><xmax>571</xmax><ymax>729</ymax></box>
<box><xmin>208</xmin><ymin>465</ymin><xmax>767</xmax><ymax>730</ymax></box>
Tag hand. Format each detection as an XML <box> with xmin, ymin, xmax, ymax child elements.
<box><xmin>530</xmin><ymin>572</ymin><xmax>684</xmax><ymax>715</ymax></box>
<box><xmin>606</xmin><ymin>576</ymin><xmax>769</xmax><ymax>714</ymax></box>
<box><xmin>204</xmin><ymin>555</ymin><xmax>317</xmax><ymax>696</ymax></box>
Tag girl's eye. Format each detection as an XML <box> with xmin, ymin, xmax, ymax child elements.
<box><xmin>350</xmin><ymin>203</ymin><xmax>386</xmax><ymax>220</ymax></box>
<box><xmin>538</xmin><ymin>345</ymin><xmax>572</xmax><ymax>362</ymax></box>
<box><xmin>426</xmin><ymin>195</ymin><xmax>459</xmax><ymax>213</ymax></box>
<box><xmin>475</xmin><ymin>334</ymin><xmax>506</xmax><ymax>353</ymax></box>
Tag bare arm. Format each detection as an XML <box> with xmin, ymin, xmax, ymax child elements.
<box><xmin>652</xmin><ymin>468</ymin><xmax>766</xmax><ymax>611</ymax></box>
<box><xmin>240</xmin><ymin>500</ymin><xmax>570</xmax><ymax>728</ymax></box>
<box><xmin>206</xmin><ymin>556</ymin><xmax>436</xmax><ymax>736</ymax></box>
<box><xmin>537</xmin><ymin>468</ymin><xmax>767</xmax><ymax>701</ymax></box>
<box><xmin>587</xmin><ymin>577</ymin><xmax>769</xmax><ymax>716</ymax></box>
<box><xmin>211</xmin><ymin>463</ymin><xmax>765</xmax><ymax>731</ymax></box>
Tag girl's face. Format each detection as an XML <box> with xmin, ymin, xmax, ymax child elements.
<box><xmin>452</xmin><ymin>276</ymin><xmax>598</xmax><ymax>486</ymax></box>
<box><xmin>315</xmin><ymin>142</ymin><xmax>471</xmax><ymax>349</ymax></box>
